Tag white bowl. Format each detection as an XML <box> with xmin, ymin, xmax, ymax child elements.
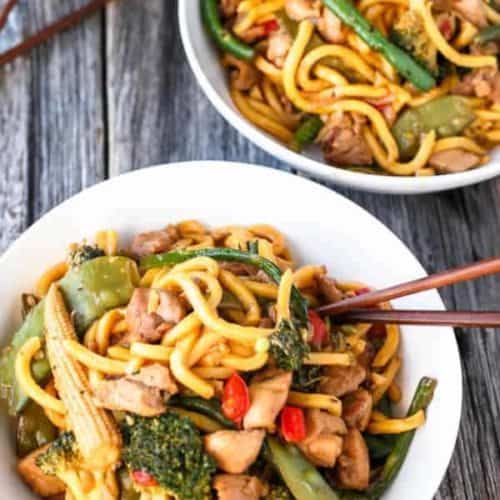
<box><xmin>0</xmin><ymin>162</ymin><xmax>461</xmax><ymax>499</ymax></box>
<box><xmin>178</xmin><ymin>1</ymin><xmax>500</xmax><ymax>194</ymax></box>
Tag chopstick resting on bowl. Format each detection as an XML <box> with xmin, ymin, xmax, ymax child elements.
<box><xmin>316</xmin><ymin>255</ymin><xmax>500</xmax><ymax>327</ymax></box>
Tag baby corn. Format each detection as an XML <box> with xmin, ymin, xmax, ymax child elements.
<box><xmin>44</xmin><ymin>284</ymin><xmax>121</xmax><ymax>469</ymax></box>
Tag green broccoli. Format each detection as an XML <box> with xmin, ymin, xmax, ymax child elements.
<box><xmin>390</xmin><ymin>10</ymin><xmax>438</xmax><ymax>78</ymax></box>
<box><xmin>269</xmin><ymin>319</ymin><xmax>310</xmax><ymax>371</ymax></box>
<box><xmin>68</xmin><ymin>244</ymin><xmax>105</xmax><ymax>267</ymax></box>
<box><xmin>36</xmin><ymin>432</ymin><xmax>86</xmax><ymax>500</ymax></box>
<box><xmin>266</xmin><ymin>484</ymin><xmax>294</xmax><ymax>499</ymax></box>
<box><xmin>122</xmin><ymin>411</ymin><xmax>216</xmax><ymax>500</ymax></box>
<box><xmin>291</xmin><ymin>364</ymin><xmax>323</xmax><ymax>393</ymax></box>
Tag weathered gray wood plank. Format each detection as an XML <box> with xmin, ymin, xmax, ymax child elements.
<box><xmin>26</xmin><ymin>0</ymin><xmax>106</xmax><ymax>219</ymax></box>
<box><xmin>0</xmin><ymin>1</ymin><xmax>30</xmax><ymax>252</ymax></box>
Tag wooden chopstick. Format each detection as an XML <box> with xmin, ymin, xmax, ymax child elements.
<box><xmin>316</xmin><ymin>256</ymin><xmax>500</xmax><ymax>316</ymax></box>
<box><xmin>332</xmin><ymin>309</ymin><xmax>500</xmax><ymax>327</ymax></box>
<box><xmin>0</xmin><ymin>0</ymin><xmax>117</xmax><ymax>68</ymax></box>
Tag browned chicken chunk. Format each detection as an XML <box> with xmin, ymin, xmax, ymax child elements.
<box><xmin>222</xmin><ymin>54</ymin><xmax>259</xmax><ymax>91</ymax></box>
<box><xmin>131</xmin><ymin>225</ymin><xmax>179</xmax><ymax>257</ymax></box>
<box><xmin>204</xmin><ymin>430</ymin><xmax>265</xmax><ymax>474</ymax></box>
<box><xmin>267</xmin><ymin>29</ymin><xmax>293</xmax><ymax>68</ymax></box>
<box><xmin>453</xmin><ymin>67</ymin><xmax>500</xmax><ymax>104</ymax></box>
<box><xmin>220</xmin><ymin>0</ymin><xmax>242</xmax><ymax>18</ymax></box>
<box><xmin>124</xmin><ymin>288</ymin><xmax>186</xmax><ymax>344</ymax></box>
<box><xmin>319</xmin><ymin>364</ymin><xmax>366</xmax><ymax>398</ymax></box>
<box><xmin>336</xmin><ymin>429</ymin><xmax>370</xmax><ymax>491</ymax></box>
<box><xmin>298</xmin><ymin>409</ymin><xmax>347</xmax><ymax>467</ymax></box>
<box><xmin>318</xmin><ymin>113</ymin><xmax>373</xmax><ymax>166</ymax></box>
<box><xmin>213</xmin><ymin>474</ymin><xmax>265</xmax><ymax>500</ymax></box>
<box><xmin>18</xmin><ymin>445</ymin><xmax>65</xmax><ymax>497</ymax></box>
<box><xmin>94</xmin><ymin>364</ymin><xmax>177</xmax><ymax>417</ymax></box>
<box><xmin>342</xmin><ymin>388</ymin><xmax>373</xmax><ymax>431</ymax></box>
<box><xmin>243</xmin><ymin>369</ymin><xmax>292</xmax><ymax>430</ymax></box>
<box><xmin>316</xmin><ymin>275</ymin><xmax>343</xmax><ymax>303</ymax></box>
<box><xmin>428</xmin><ymin>149</ymin><xmax>481</xmax><ymax>174</ymax></box>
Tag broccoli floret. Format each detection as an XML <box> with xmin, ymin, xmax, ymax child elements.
<box><xmin>269</xmin><ymin>319</ymin><xmax>310</xmax><ymax>371</ymax></box>
<box><xmin>390</xmin><ymin>10</ymin><xmax>438</xmax><ymax>77</ymax></box>
<box><xmin>266</xmin><ymin>484</ymin><xmax>294</xmax><ymax>499</ymax></box>
<box><xmin>36</xmin><ymin>432</ymin><xmax>86</xmax><ymax>499</ymax></box>
<box><xmin>122</xmin><ymin>411</ymin><xmax>216</xmax><ymax>500</ymax></box>
<box><xmin>68</xmin><ymin>244</ymin><xmax>105</xmax><ymax>267</ymax></box>
<box><xmin>291</xmin><ymin>364</ymin><xmax>323</xmax><ymax>393</ymax></box>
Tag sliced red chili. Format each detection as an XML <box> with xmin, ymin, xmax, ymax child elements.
<box><xmin>262</xmin><ymin>19</ymin><xmax>279</xmax><ymax>34</ymax></box>
<box><xmin>131</xmin><ymin>470</ymin><xmax>158</xmax><ymax>487</ymax></box>
<box><xmin>280</xmin><ymin>406</ymin><xmax>307</xmax><ymax>443</ymax></box>
<box><xmin>222</xmin><ymin>373</ymin><xmax>250</xmax><ymax>424</ymax></box>
<box><xmin>308</xmin><ymin>310</ymin><xmax>327</xmax><ymax>347</ymax></box>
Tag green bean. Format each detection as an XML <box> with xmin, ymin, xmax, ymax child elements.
<box><xmin>265</xmin><ymin>437</ymin><xmax>340</xmax><ymax>500</ymax></box>
<box><xmin>291</xmin><ymin>116</ymin><xmax>324</xmax><ymax>151</ymax></box>
<box><xmin>321</xmin><ymin>0</ymin><xmax>436</xmax><ymax>91</ymax></box>
<box><xmin>201</xmin><ymin>0</ymin><xmax>255</xmax><ymax>61</ymax></box>
<box><xmin>0</xmin><ymin>256</ymin><xmax>140</xmax><ymax>415</ymax></box>
<box><xmin>168</xmin><ymin>395</ymin><xmax>236</xmax><ymax>429</ymax></box>
<box><xmin>140</xmin><ymin>247</ymin><xmax>309</xmax><ymax>325</ymax></box>
<box><xmin>476</xmin><ymin>25</ymin><xmax>500</xmax><ymax>44</ymax></box>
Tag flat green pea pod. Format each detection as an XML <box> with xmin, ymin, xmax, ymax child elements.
<box><xmin>16</xmin><ymin>400</ymin><xmax>58</xmax><ymax>457</ymax></box>
<box><xmin>291</xmin><ymin>116</ymin><xmax>324</xmax><ymax>152</ymax></box>
<box><xmin>392</xmin><ymin>96</ymin><xmax>475</xmax><ymax>159</ymax></box>
<box><xmin>0</xmin><ymin>256</ymin><xmax>139</xmax><ymax>415</ymax></box>
<box><xmin>266</xmin><ymin>437</ymin><xmax>340</xmax><ymax>500</ymax></box>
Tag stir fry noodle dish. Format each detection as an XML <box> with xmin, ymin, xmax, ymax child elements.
<box><xmin>0</xmin><ymin>221</ymin><xmax>437</xmax><ymax>499</ymax></box>
<box><xmin>202</xmin><ymin>0</ymin><xmax>500</xmax><ymax>176</ymax></box>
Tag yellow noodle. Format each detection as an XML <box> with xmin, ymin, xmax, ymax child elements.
<box><xmin>453</xmin><ymin>21</ymin><xmax>478</xmax><ymax>49</ymax></box>
<box><xmin>96</xmin><ymin>309</ymin><xmax>125</xmax><ymax>355</ymax></box>
<box><xmin>189</xmin><ymin>331</ymin><xmax>223</xmax><ymax>367</ymax></box>
<box><xmin>287</xmin><ymin>391</ymin><xmax>342</xmax><ymax>416</ymax></box>
<box><xmin>485</xmin><ymin>3</ymin><xmax>500</xmax><ymax>24</ymax></box>
<box><xmin>170</xmin><ymin>256</ymin><xmax>220</xmax><ymax>277</ymax></box>
<box><xmin>304</xmin><ymin>352</ymin><xmax>354</xmax><ymax>366</ymax></box>
<box><xmin>130</xmin><ymin>343</ymin><xmax>173</xmax><ymax>362</ymax></box>
<box><xmin>220</xmin><ymin>269</ymin><xmax>261</xmax><ymax>325</ymax></box>
<box><xmin>293</xmin><ymin>265</ymin><xmax>326</xmax><ymax>289</ymax></box>
<box><xmin>35</xmin><ymin>262</ymin><xmax>68</xmax><ymax>297</ymax></box>
<box><xmin>388</xmin><ymin>381</ymin><xmax>402</xmax><ymax>403</ymax></box>
<box><xmin>162</xmin><ymin>312</ymin><xmax>203</xmax><ymax>346</ymax></box>
<box><xmin>255</xmin><ymin>56</ymin><xmax>283</xmax><ymax>85</ymax></box>
<box><xmin>372</xmin><ymin>356</ymin><xmax>401</xmax><ymax>404</ymax></box>
<box><xmin>95</xmin><ymin>230</ymin><xmax>118</xmax><ymax>256</ymax></box>
<box><xmin>241</xmin><ymin>279</ymin><xmax>278</xmax><ymax>299</ymax></box>
<box><xmin>372</xmin><ymin>324</ymin><xmax>400</xmax><ymax>368</ymax></box>
<box><xmin>192</xmin><ymin>366</ymin><xmax>235</xmax><ymax>379</ymax></box>
<box><xmin>276</xmin><ymin>269</ymin><xmax>294</xmax><ymax>323</ymax></box>
<box><xmin>221</xmin><ymin>351</ymin><xmax>269</xmax><ymax>371</ymax></box>
<box><xmin>368</xmin><ymin>410</ymin><xmax>425</xmax><ymax>434</ymax></box>
<box><xmin>107</xmin><ymin>345</ymin><xmax>132</xmax><ymax>361</ymax></box>
<box><xmin>433</xmin><ymin>137</ymin><xmax>486</xmax><ymax>155</ymax></box>
<box><xmin>313</xmin><ymin>64</ymin><xmax>349</xmax><ymax>86</ymax></box>
<box><xmin>233</xmin><ymin>0</ymin><xmax>285</xmax><ymax>35</ymax></box>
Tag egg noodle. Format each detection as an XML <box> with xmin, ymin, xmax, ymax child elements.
<box><xmin>216</xmin><ymin>0</ymin><xmax>500</xmax><ymax>176</ymax></box>
<box><xmin>8</xmin><ymin>221</ymin><xmax>436</xmax><ymax>499</ymax></box>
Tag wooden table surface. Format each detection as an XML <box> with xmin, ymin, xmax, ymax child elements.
<box><xmin>0</xmin><ymin>1</ymin><xmax>499</xmax><ymax>498</ymax></box>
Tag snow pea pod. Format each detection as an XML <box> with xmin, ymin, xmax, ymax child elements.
<box><xmin>392</xmin><ymin>95</ymin><xmax>475</xmax><ymax>159</ymax></box>
<box><xmin>0</xmin><ymin>256</ymin><xmax>139</xmax><ymax>415</ymax></box>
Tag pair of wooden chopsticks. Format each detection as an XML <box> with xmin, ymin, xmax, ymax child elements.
<box><xmin>316</xmin><ymin>256</ymin><xmax>500</xmax><ymax>327</ymax></box>
<box><xmin>0</xmin><ymin>0</ymin><xmax>118</xmax><ymax>68</ymax></box>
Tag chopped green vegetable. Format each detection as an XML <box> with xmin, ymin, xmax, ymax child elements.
<box><xmin>291</xmin><ymin>116</ymin><xmax>324</xmax><ymax>151</ymax></box>
<box><xmin>16</xmin><ymin>401</ymin><xmax>57</xmax><ymax>457</ymax></box>
<box><xmin>392</xmin><ymin>95</ymin><xmax>475</xmax><ymax>159</ymax></box>
<box><xmin>266</xmin><ymin>483</ymin><xmax>294</xmax><ymax>499</ymax></box>
<box><xmin>269</xmin><ymin>319</ymin><xmax>310</xmax><ymax>371</ymax></box>
<box><xmin>321</xmin><ymin>0</ymin><xmax>436</xmax><ymax>91</ymax></box>
<box><xmin>475</xmin><ymin>24</ymin><xmax>500</xmax><ymax>44</ymax></box>
<box><xmin>140</xmin><ymin>247</ymin><xmax>309</xmax><ymax>325</ymax></box>
<box><xmin>168</xmin><ymin>395</ymin><xmax>236</xmax><ymax>429</ymax></box>
<box><xmin>266</xmin><ymin>437</ymin><xmax>340</xmax><ymax>500</ymax></box>
<box><xmin>0</xmin><ymin>256</ymin><xmax>139</xmax><ymax>415</ymax></box>
<box><xmin>364</xmin><ymin>434</ymin><xmax>396</xmax><ymax>462</ymax></box>
<box><xmin>292</xmin><ymin>364</ymin><xmax>323</xmax><ymax>393</ymax></box>
<box><xmin>201</xmin><ymin>0</ymin><xmax>255</xmax><ymax>61</ymax></box>
<box><xmin>67</xmin><ymin>244</ymin><xmax>105</xmax><ymax>268</ymax></box>
<box><xmin>122</xmin><ymin>411</ymin><xmax>216</xmax><ymax>500</ymax></box>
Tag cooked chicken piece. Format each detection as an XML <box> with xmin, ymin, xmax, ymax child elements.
<box><xmin>131</xmin><ymin>225</ymin><xmax>179</xmax><ymax>257</ymax></box>
<box><xmin>124</xmin><ymin>288</ymin><xmax>186</xmax><ymax>344</ymax></box>
<box><xmin>453</xmin><ymin>0</ymin><xmax>487</xmax><ymax>27</ymax></box>
<box><xmin>317</xmin><ymin>8</ymin><xmax>345</xmax><ymax>43</ymax></box>
<box><xmin>356</xmin><ymin>341</ymin><xmax>377</xmax><ymax>371</ymax></box>
<box><xmin>285</xmin><ymin>0</ymin><xmax>320</xmax><ymax>21</ymax></box>
<box><xmin>222</xmin><ymin>54</ymin><xmax>259</xmax><ymax>91</ymax></box>
<box><xmin>267</xmin><ymin>29</ymin><xmax>293</xmax><ymax>68</ymax></box>
<box><xmin>94</xmin><ymin>364</ymin><xmax>177</xmax><ymax>417</ymax></box>
<box><xmin>238</xmin><ymin>23</ymin><xmax>268</xmax><ymax>43</ymax></box>
<box><xmin>316</xmin><ymin>275</ymin><xmax>343</xmax><ymax>303</ymax></box>
<box><xmin>453</xmin><ymin>67</ymin><xmax>500</xmax><ymax>104</ymax></box>
<box><xmin>220</xmin><ymin>0</ymin><xmax>242</xmax><ymax>18</ymax></box>
<box><xmin>342</xmin><ymin>389</ymin><xmax>373</xmax><ymax>431</ymax></box>
<box><xmin>204</xmin><ymin>430</ymin><xmax>265</xmax><ymax>474</ymax></box>
<box><xmin>298</xmin><ymin>409</ymin><xmax>347</xmax><ymax>467</ymax></box>
<box><xmin>243</xmin><ymin>369</ymin><xmax>292</xmax><ymax>430</ymax></box>
<box><xmin>428</xmin><ymin>149</ymin><xmax>481</xmax><ymax>174</ymax></box>
<box><xmin>219</xmin><ymin>261</ymin><xmax>258</xmax><ymax>276</ymax></box>
<box><xmin>336</xmin><ymin>429</ymin><xmax>370</xmax><ymax>491</ymax></box>
<box><xmin>18</xmin><ymin>445</ymin><xmax>65</xmax><ymax>497</ymax></box>
<box><xmin>318</xmin><ymin>112</ymin><xmax>373</xmax><ymax>166</ymax></box>
<box><xmin>213</xmin><ymin>474</ymin><xmax>265</xmax><ymax>500</ymax></box>
<box><xmin>319</xmin><ymin>364</ymin><xmax>366</xmax><ymax>398</ymax></box>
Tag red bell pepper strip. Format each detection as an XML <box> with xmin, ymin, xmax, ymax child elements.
<box><xmin>222</xmin><ymin>373</ymin><xmax>250</xmax><ymax>424</ymax></box>
<box><xmin>308</xmin><ymin>310</ymin><xmax>327</xmax><ymax>347</ymax></box>
<box><xmin>280</xmin><ymin>406</ymin><xmax>307</xmax><ymax>443</ymax></box>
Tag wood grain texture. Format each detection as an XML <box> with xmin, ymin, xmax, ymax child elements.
<box><xmin>0</xmin><ymin>0</ymin><xmax>498</xmax><ymax>497</ymax></box>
